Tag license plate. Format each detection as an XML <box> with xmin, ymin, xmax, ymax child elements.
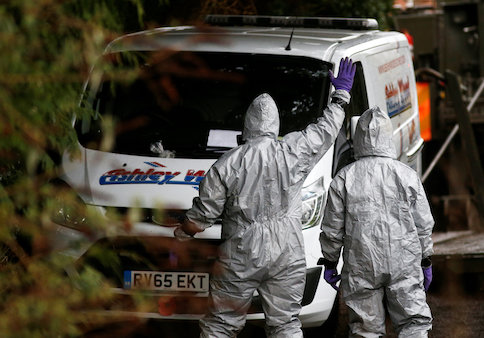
<box><xmin>123</xmin><ymin>270</ymin><xmax>209</xmax><ymax>292</ymax></box>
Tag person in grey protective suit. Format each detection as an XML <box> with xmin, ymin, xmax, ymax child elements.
<box><xmin>319</xmin><ymin>106</ymin><xmax>434</xmax><ymax>338</ymax></box>
<box><xmin>174</xmin><ymin>58</ymin><xmax>355</xmax><ymax>338</ymax></box>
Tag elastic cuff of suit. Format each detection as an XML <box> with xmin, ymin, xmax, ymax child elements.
<box><xmin>421</xmin><ymin>256</ymin><xmax>432</xmax><ymax>268</ymax></box>
<box><xmin>331</xmin><ymin>89</ymin><xmax>350</xmax><ymax>104</ymax></box>
<box><xmin>321</xmin><ymin>258</ymin><xmax>338</xmax><ymax>269</ymax></box>
<box><xmin>331</xmin><ymin>96</ymin><xmax>347</xmax><ymax>107</ymax></box>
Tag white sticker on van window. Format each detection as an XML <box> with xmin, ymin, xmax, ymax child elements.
<box><xmin>207</xmin><ymin>129</ymin><xmax>241</xmax><ymax>148</ymax></box>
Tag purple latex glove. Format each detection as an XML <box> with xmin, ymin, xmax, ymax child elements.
<box><xmin>423</xmin><ymin>265</ymin><xmax>432</xmax><ymax>291</ymax></box>
<box><xmin>329</xmin><ymin>57</ymin><xmax>356</xmax><ymax>92</ymax></box>
<box><xmin>324</xmin><ymin>268</ymin><xmax>341</xmax><ymax>291</ymax></box>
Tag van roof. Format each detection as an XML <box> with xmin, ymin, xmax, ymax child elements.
<box><xmin>106</xmin><ymin>16</ymin><xmax>406</xmax><ymax>62</ymax></box>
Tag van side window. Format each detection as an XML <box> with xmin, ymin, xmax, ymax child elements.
<box><xmin>332</xmin><ymin>62</ymin><xmax>369</xmax><ymax>176</ymax></box>
<box><xmin>345</xmin><ymin>62</ymin><xmax>369</xmax><ymax>124</ymax></box>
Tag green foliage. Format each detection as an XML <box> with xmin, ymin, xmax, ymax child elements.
<box><xmin>0</xmin><ymin>0</ymin><xmax>165</xmax><ymax>336</ymax></box>
<box><xmin>0</xmin><ymin>0</ymin><xmax>396</xmax><ymax>336</ymax></box>
<box><xmin>316</xmin><ymin>0</ymin><xmax>396</xmax><ymax>30</ymax></box>
<box><xmin>252</xmin><ymin>0</ymin><xmax>395</xmax><ymax>30</ymax></box>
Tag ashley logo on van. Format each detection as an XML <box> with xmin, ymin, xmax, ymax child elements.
<box><xmin>99</xmin><ymin>163</ymin><xmax>206</xmax><ymax>190</ymax></box>
<box><xmin>385</xmin><ymin>75</ymin><xmax>411</xmax><ymax>117</ymax></box>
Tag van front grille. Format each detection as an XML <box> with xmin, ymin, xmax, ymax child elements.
<box><xmin>77</xmin><ymin>236</ymin><xmax>221</xmax><ymax>288</ymax></box>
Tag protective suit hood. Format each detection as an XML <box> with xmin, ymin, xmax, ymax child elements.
<box><xmin>353</xmin><ymin>106</ymin><xmax>397</xmax><ymax>159</ymax></box>
<box><xmin>243</xmin><ymin>93</ymin><xmax>280</xmax><ymax>140</ymax></box>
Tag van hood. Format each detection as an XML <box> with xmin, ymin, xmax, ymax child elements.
<box><xmin>61</xmin><ymin>148</ymin><xmax>216</xmax><ymax>210</ymax></box>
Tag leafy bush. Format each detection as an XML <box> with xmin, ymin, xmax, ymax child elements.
<box><xmin>0</xmin><ymin>1</ymin><xmax>156</xmax><ymax>336</ymax></box>
<box><xmin>0</xmin><ymin>1</ymin><xmax>396</xmax><ymax>336</ymax></box>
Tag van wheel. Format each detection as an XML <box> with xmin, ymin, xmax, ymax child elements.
<box><xmin>304</xmin><ymin>292</ymin><xmax>340</xmax><ymax>338</ymax></box>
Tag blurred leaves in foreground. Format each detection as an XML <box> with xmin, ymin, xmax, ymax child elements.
<box><xmin>0</xmin><ymin>0</ymin><xmax>160</xmax><ymax>337</ymax></box>
<box><xmin>0</xmin><ymin>1</ymin><xmax>396</xmax><ymax>336</ymax></box>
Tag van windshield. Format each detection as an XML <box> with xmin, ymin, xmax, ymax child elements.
<box><xmin>76</xmin><ymin>51</ymin><xmax>331</xmax><ymax>158</ymax></box>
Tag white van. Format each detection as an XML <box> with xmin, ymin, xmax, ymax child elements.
<box><xmin>53</xmin><ymin>15</ymin><xmax>423</xmax><ymax>329</ymax></box>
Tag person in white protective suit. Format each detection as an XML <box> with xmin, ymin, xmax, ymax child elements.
<box><xmin>319</xmin><ymin>106</ymin><xmax>434</xmax><ymax>338</ymax></box>
<box><xmin>174</xmin><ymin>58</ymin><xmax>356</xmax><ymax>337</ymax></box>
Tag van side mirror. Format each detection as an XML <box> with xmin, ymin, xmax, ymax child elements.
<box><xmin>350</xmin><ymin>116</ymin><xmax>360</xmax><ymax>139</ymax></box>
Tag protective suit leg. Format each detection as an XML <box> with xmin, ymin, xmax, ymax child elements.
<box><xmin>344</xmin><ymin>286</ymin><xmax>386</xmax><ymax>338</ymax></box>
<box><xmin>199</xmin><ymin>267</ymin><xmax>257</xmax><ymax>338</ymax></box>
<box><xmin>386</xmin><ymin>276</ymin><xmax>432</xmax><ymax>338</ymax></box>
<box><xmin>258</xmin><ymin>259</ymin><xmax>305</xmax><ymax>338</ymax></box>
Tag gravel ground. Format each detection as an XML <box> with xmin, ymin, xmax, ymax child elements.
<box><xmin>84</xmin><ymin>289</ymin><xmax>484</xmax><ymax>337</ymax></box>
<box><xmin>327</xmin><ymin>289</ymin><xmax>484</xmax><ymax>338</ymax></box>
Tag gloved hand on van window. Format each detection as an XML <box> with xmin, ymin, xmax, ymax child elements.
<box><xmin>329</xmin><ymin>57</ymin><xmax>356</xmax><ymax>92</ymax></box>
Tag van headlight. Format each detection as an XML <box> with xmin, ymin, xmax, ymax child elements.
<box><xmin>301</xmin><ymin>177</ymin><xmax>327</xmax><ymax>229</ymax></box>
<box><xmin>51</xmin><ymin>198</ymin><xmax>88</xmax><ymax>228</ymax></box>
<box><xmin>48</xmin><ymin>181</ymin><xmax>101</xmax><ymax>231</ymax></box>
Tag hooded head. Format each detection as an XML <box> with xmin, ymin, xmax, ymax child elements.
<box><xmin>242</xmin><ymin>93</ymin><xmax>280</xmax><ymax>141</ymax></box>
<box><xmin>353</xmin><ymin>106</ymin><xmax>397</xmax><ymax>159</ymax></box>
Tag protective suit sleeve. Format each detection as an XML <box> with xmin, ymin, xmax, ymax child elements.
<box><xmin>283</xmin><ymin>90</ymin><xmax>349</xmax><ymax>173</ymax></box>
<box><xmin>319</xmin><ymin>175</ymin><xmax>346</xmax><ymax>263</ymax></box>
<box><xmin>185</xmin><ymin>166</ymin><xmax>227</xmax><ymax>230</ymax></box>
<box><xmin>412</xmin><ymin>177</ymin><xmax>435</xmax><ymax>259</ymax></box>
